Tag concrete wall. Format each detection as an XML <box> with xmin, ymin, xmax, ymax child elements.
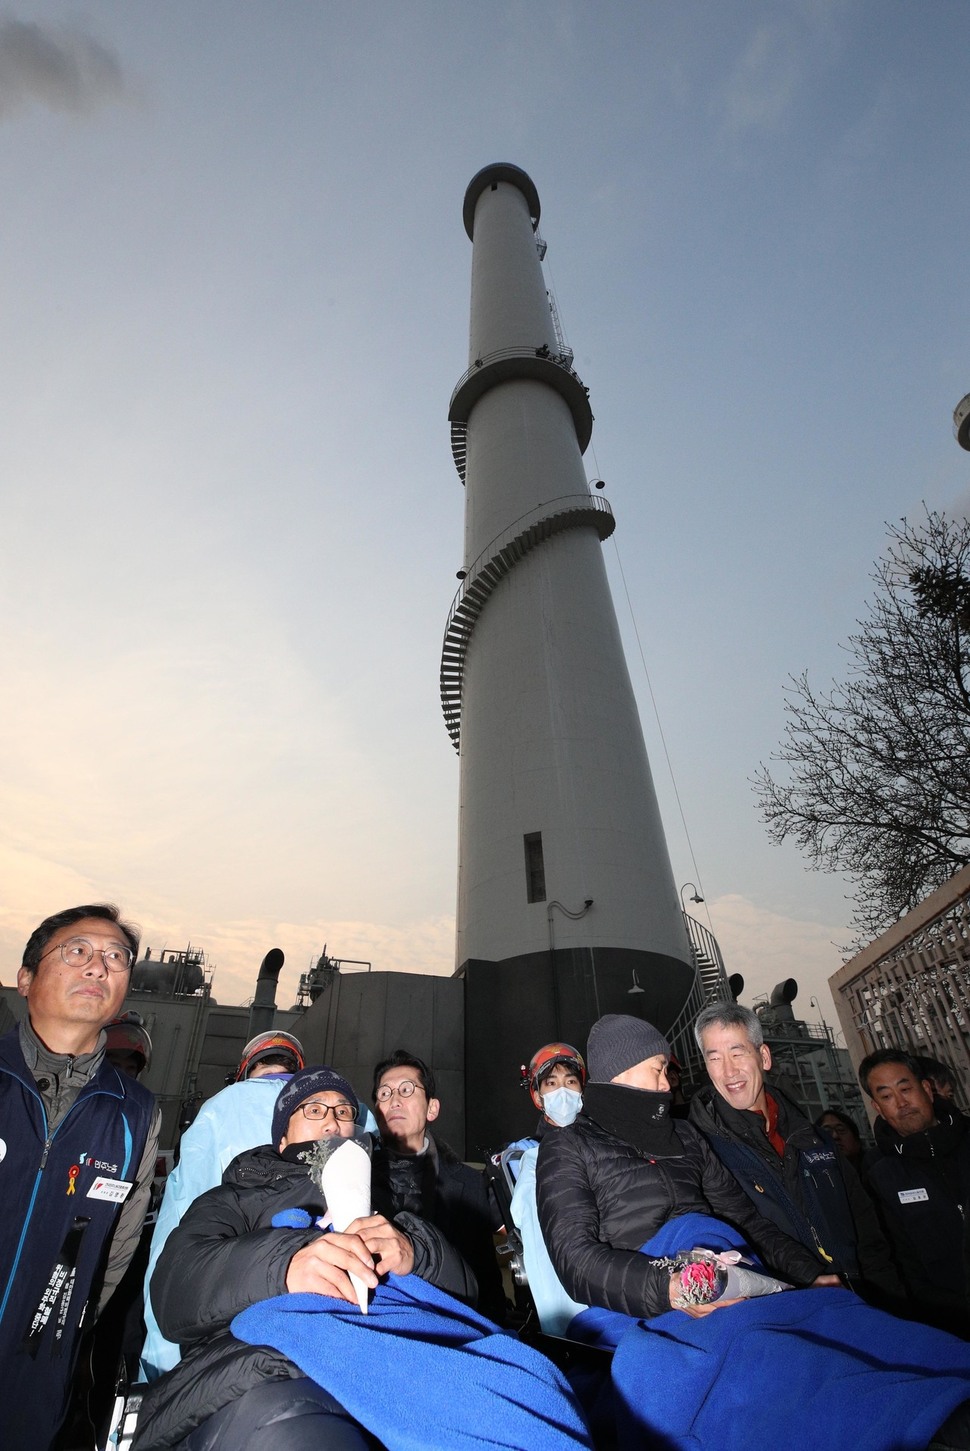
<box><xmin>293</xmin><ymin>971</ymin><xmax>469</xmax><ymax>1156</ymax></box>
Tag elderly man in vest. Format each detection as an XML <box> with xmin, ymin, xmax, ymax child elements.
<box><xmin>689</xmin><ymin>1000</ymin><xmax>902</xmax><ymax>1309</ymax></box>
<box><xmin>0</xmin><ymin>904</ymin><xmax>159</xmax><ymax>1451</ymax></box>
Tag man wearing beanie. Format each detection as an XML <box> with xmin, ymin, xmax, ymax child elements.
<box><xmin>135</xmin><ymin>1066</ymin><xmax>480</xmax><ymax>1451</ymax></box>
<box><xmin>536</xmin><ymin>1013</ymin><xmax>830</xmax><ymax>1322</ymax></box>
<box><xmin>535</xmin><ymin>1016</ymin><xmax>970</xmax><ymax>1451</ymax></box>
<box><xmin>141</xmin><ymin>1035</ymin><xmax>310</xmax><ymax>1379</ymax></box>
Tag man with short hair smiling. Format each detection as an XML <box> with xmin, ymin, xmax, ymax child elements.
<box><xmin>371</xmin><ymin>1048</ymin><xmax>505</xmax><ymax>1321</ymax></box>
<box><xmin>537</xmin><ymin>1013</ymin><xmax>830</xmax><ymax>1322</ymax></box>
<box><xmin>536</xmin><ymin>1014</ymin><xmax>970</xmax><ymax>1450</ymax></box>
<box><xmin>689</xmin><ymin>1001</ymin><xmax>900</xmax><ymax>1308</ymax></box>
<box><xmin>861</xmin><ymin>1047</ymin><xmax>970</xmax><ymax>1335</ymax></box>
<box><xmin>0</xmin><ymin>904</ymin><xmax>160</xmax><ymax>1451</ymax></box>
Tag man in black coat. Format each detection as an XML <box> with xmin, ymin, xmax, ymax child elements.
<box><xmin>537</xmin><ymin>1018</ymin><xmax>970</xmax><ymax>1451</ymax></box>
<box><xmin>689</xmin><ymin>1001</ymin><xmax>902</xmax><ymax>1308</ymax></box>
<box><xmin>135</xmin><ymin>1067</ymin><xmax>479</xmax><ymax>1451</ymax></box>
<box><xmin>371</xmin><ymin>1049</ymin><xmax>506</xmax><ymax>1321</ymax></box>
<box><xmin>861</xmin><ymin>1047</ymin><xmax>970</xmax><ymax>1337</ymax></box>
<box><xmin>537</xmin><ymin>1014</ymin><xmax>834</xmax><ymax>1319</ymax></box>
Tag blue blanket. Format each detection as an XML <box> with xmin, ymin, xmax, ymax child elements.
<box><xmin>569</xmin><ymin>1214</ymin><xmax>970</xmax><ymax>1451</ymax></box>
<box><xmin>232</xmin><ymin>1265</ymin><xmax>592</xmax><ymax>1451</ymax></box>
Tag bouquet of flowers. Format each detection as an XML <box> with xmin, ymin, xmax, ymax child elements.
<box><xmin>667</xmin><ymin>1247</ymin><xmax>792</xmax><ymax>1308</ymax></box>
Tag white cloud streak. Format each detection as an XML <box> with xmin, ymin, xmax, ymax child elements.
<box><xmin>0</xmin><ymin>16</ymin><xmax>126</xmax><ymax>119</ymax></box>
<box><xmin>705</xmin><ymin>893</ymin><xmax>847</xmax><ymax>1021</ymax></box>
<box><xmin>719</xmin><ymin>24</ymin><xmax>801</xmax><ymax>140</ymax></box>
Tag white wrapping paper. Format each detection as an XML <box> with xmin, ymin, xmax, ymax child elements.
<box><xmin>317</xmin><ymin>1137</ymin><xmax>373</xmax><ymax>1313</ymax></box>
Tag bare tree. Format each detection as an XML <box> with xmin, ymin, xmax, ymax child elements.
<box><xmin>754</xmin><ymin>509</ymin><xmax>970</xmax><ymax>944</ymax></box>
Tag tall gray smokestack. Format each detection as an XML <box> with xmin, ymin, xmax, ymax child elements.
<box><xmin>247</xmin><ymin>948</ymin><xmax>285</xmax><ymax>1039</ymax></box>
<box><xmin>448</xmin><ymin>165</ymin><xmax>695</xmax><ymax>1150</ymax></box>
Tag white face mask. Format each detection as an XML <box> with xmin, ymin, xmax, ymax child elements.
<box><xmin>542</xmin><ymin>1086</ymin><xmax>583</xmax><ymax>1127</ymax></box>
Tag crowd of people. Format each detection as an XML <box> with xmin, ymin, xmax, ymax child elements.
<box><xmin>4</xmin><ymin>903</ymin><xmax>970</xmax><ymax>1451</ymax></box>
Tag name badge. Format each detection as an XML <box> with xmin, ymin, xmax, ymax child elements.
<box><xmin>87</xmin><ymin>1177</ymin><xmax>133</xmax><ymax>1204</ymax></box>
<box><xmin>898</xmin><ymin>1187</ymin><xmax>929</xmax><ymax>1204</ymax></box>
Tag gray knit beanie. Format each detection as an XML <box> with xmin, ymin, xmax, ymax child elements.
<box><xmin>587</xmin><ymin>1014</ymin><xmax>671</xmax><ymax>1083</ymax></box>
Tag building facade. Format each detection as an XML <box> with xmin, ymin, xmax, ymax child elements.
<box><xmin>829</xmin><ymin>863</ymin><xmax>970</xmax><ymax>1113</ymax></box>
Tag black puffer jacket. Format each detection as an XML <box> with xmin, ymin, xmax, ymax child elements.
<box><xmin>372</xmin><ymin>1135</ymin><xmax>506</xmax><ymax>1322</ymax></box>
<box><xmin>865</xmin><ymin>1099</ymin><xmax>970</xmax><ymax>1335</ymax></box>
<box><xmin>133</xmin><ymin>1144</ymin><xmax>478</xmax><ymax>1450</ymax></box>
<box><xmin>536</xmin><ymin>1089</ymin><xmax>823</xmax><ymax>1320</ymax></box>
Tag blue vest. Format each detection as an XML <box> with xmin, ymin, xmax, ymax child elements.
<box><xmin>705</xmin><ymin>1127</ymin><xmax>860</xmax><ymax>1276</ymax></box>
<box><xmin>0</xmin><ymin>1028</ymin><xmax>154</xmax><ymax>1451</ymax></box>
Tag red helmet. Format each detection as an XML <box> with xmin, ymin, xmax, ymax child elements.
<box><xmin>236</xmin><ymin>1030</ymin><xmax>305</xmax><ymax>1081</ymax></box>
<box><xmin>105</xmin><ymin>1013</ymin><xmax>152</xmax><ymax>1075</ymax></box>
<box><xmin>522</xmin><ymin>1042</ymin><xmax>587</xmax><ymax>1111</ymax></box>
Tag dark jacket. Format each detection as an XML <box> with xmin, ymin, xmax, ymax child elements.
<box><xmin>865</xmin><ymin>1099</ymin><xmax>970</xmax><ymax>1335</ymax></box>
<box><xmin>536</xmin><ymin>1090</ymin><xmax>822</xmax><ymax>1321</ymax></box>
<box><xmin>372</xmin><ymin>1134</ymin><xmax>506</xmax><ymax>1322</ymax></box>
<box><xmin>0</xmin><ymin>1026</ymin><xmax>156</xmax><ymax>1451</ymax></box>
<box><xmin>689</xmin><ymin>1081</ymin><xmax>903</xmax><ymax>1304</ymax></box>
<box><xmin>134</xmin><ymin>1143</ymin><xmax>478</xmax><ymax>1450</ymax></box>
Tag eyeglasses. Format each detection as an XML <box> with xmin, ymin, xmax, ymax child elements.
<box><xmin>375</xmin><ymin>1079</ymin><xmax>425</xmax><ymax>1103</ymax></box>
<box><xmin>45</xmin><ymin>939</ymin><xmax>134</xmax><ymax>973</ymax></box>
<box><xmin>297</xmin><ymin>1100</ymin><xmax>356</xmax><ymax>1123</ymax></box>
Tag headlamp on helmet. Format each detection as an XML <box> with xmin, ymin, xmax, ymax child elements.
<box><xmin>522</xmin><ymin>1042</ymin><xmax>587</xmax><ymax>1111</ymax></box>
<box><xmin>236</xmin><ymin>1030</ymin><xmax>306</xmax><ymax>1082</ymax></box>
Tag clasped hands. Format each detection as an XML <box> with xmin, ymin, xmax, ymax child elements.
<box><xmin>285</xmin><ymin>1214</ymin><xmax>415</xmax><ymax>1303</ymax></box>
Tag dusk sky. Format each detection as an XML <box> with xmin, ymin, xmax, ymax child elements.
<box><xmin>2</xmin><ymin>2</ymin><xmax>968</xmax><ymax>1034</ymax></box>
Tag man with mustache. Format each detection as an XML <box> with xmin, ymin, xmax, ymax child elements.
<box><xmin>0</xmin><ymin>904</ymin><xmax>159</xmax><ymax>1451</ymax></box>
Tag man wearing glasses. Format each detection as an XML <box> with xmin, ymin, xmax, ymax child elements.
<box><xmin>371</xmin><ymin>1049</ymin><xmax>506</xmax><ymax>1322</ymax></box>
<box><xmin>0</xmin><ymin>903</ymin><xmax>160</xmax><ymax>1451</ymax></box>
<box><xmin>137</xmin><ymin>1065</ymin><xmax>482</xmax><ymax>1450</ymax></box>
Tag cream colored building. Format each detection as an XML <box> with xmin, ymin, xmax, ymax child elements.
<box><xmin>829</xmin><ymin>863</ymin><xmax>970</xmax><ymax>1111</ymax></box>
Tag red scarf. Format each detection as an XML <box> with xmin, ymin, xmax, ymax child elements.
<box><xmin>753</xmin><ymin>1091</ymin><xmax>786</xmax><ymax>1158</ymax></box>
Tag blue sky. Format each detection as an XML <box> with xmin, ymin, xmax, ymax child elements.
<box><xmin>1</xmin><ymin>2</ymin><xmax>968</xmax><ymax>1031</ymax></box>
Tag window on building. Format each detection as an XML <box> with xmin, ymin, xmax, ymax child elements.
<box><xmin>524</xmin><ymin>832</ymin><xmax>546</xmax><ymax>904</ymax></box>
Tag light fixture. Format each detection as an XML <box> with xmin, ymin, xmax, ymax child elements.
<box><xmin>680</xmin><ymin>882</ymin><xmax>704</xmax><ymax>910</ymax></box>
<box><xmin>628</xmin><ymin>969</ymin><xmax>645</xmax><ymax>995</ymax></box>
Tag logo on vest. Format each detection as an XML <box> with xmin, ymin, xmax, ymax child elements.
<box><xmin>86</xmin><ymin>1157</ymin><xmax>120</xmax><ymax>1174</ymax></box>
<box><xmin>66</xmin><ymin>1164</ymin><xmax>80</xmax><ymax>1195</ymax></box>
<box><xmin>0</xmin><ymin>1138</ymin><xmax>6</xmax><ymax>1163</ymax></box>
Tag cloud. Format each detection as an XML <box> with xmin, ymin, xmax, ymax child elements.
<box><xmin>191</xmin><ymin>914</ymin><xmax>456</xmax><ymax>1008</ymax></box>
<box><xmin>0</xmin><ymin>843</ymin><xmax>103</xmax><ymax>988</ymax></box>
<box><xmin>704</xmin><ymin>892</ymin><xmax>846</xmax><ymax>1021</ymax></box>
<box><xmin>0</xmin><ymin>16</ymin><xmax>126</xmax><ymax>120</ymax></box>
<box><xmin>719</xmin><ymin>24</ymin><xmax>801</xmax><ymax>141</ymax></box>
<box><xmin>0</xmin><ymin>839</ymin><xmax>455</xmax><ymax>1008</ymax></box>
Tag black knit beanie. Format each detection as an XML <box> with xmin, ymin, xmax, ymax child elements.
<box><xmin>587</xmin><ymin>1014</ymin><xmax>671</xmax><ymax>1083</ymax></box>
<box><xmin>272</xmin><ymin>1066</ymin><xmax>359</xmax><ymax>1147</ymax></box>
